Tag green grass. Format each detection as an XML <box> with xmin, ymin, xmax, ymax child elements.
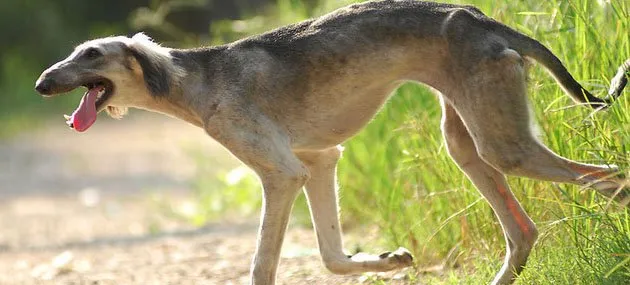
<box><xmin>191</xmin><ymin>0</ymin><xmax>629</xmax><ymax>284</ymax></box>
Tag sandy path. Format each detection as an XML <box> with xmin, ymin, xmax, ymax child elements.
<box><xmin>0</xmin><ymin>113</ymin><xmax>407</xmax><ymax>284</ymax></box>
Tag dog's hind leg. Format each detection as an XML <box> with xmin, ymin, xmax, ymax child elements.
<box><xmin>450</xmin><ymin>48</ymin><xmax>628</xmax><ymax>206</ymax></box>
<box><xmin>441</xmin><ymin>100</ymin><xmax>538</xmax><ymax>284</ymax></box>
<box><xmin>296</xmin><ymin>147</ymin><xmax>413</xmax><ymax>275</ymax></box>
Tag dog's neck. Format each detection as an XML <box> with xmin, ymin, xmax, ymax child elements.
<box><xmin>138</xmin><ymin>93</ymin><xmax>204</xmax><ymax>127</ymax></box>
<box><xmin>125</xmin><ymin>49</ymin><xmax>207</xmax><ymax>127</ymax></box>
<box><xmin>125</xmin><ymin>46</ymin><xmax>230</xmax><ymax>129</ymax></box>
<box><xmin>157</xmin><ymin>47</ymin><xmax>227</xmax><ymax>128</ymax></box>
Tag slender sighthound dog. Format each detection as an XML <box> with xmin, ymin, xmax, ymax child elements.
<box><xmin>35</xmin><ymin>1</ymin><xmax>629</xmax><ymax>284</ymax></box>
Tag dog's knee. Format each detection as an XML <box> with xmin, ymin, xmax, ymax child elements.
<box><xmin>477</xmin><ymin>145</ymin><xmax>526</xmax><ymax>174</ymax></box>
<box><xmin>259</xmin><ymin>160</ymin><xmax>311</xmax><ymax>194</ymax></box>
<box><xmin>273</xmin><ymin>166</ymin><xmax>310</xmax><ymax>189</ymax></box>
<box><xmin>285</xmin><ymin>167</ymin><xmax>310</xmax><ymax>187</ymax></box>
<box><xmin>298</xmin><ymin>145</ymin><xmax>343</xmax><ymax>169</ymax></box>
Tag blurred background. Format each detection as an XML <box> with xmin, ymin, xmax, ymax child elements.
<box><xmin>0</xmin><ymin>0</ymin><xmax>628</xmax><ymax>284</ymax></box>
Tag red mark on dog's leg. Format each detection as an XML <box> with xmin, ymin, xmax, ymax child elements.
<box><xmin>494</xmin><ymin>178</ymin><xmax>531</xmax><ymax>236</ymax></box>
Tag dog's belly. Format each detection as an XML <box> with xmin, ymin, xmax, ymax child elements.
<box><xmin>289</xmin><ymin>83</ymin><xmax>401</xmax><ymax>150</ymax></box>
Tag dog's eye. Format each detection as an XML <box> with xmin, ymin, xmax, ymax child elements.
<box><xmin>84</xmin><ymin>48</ymin><xmax>103</xmax><ymax>59</ymax></box>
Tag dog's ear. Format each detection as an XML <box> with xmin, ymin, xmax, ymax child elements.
<box><xmin>126</xmin><ymin>34</ymin><xmax>170</xmax><ymax>97</ymax></box>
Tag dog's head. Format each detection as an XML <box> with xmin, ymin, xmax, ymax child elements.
<box><xmin>35</xmin><ymin>33</ymin><xmax>181</xmax><ymax>132</ymax></box>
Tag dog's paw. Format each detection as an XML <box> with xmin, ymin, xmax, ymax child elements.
<box><xmin>344</xmin><ymin>247</ymin><xmax>414</xmax><ymax>273</ymax></box>
<box><xmin>379</xmin><ymin>247</ymin><xmax>414</xmax><ymax>267</ymax></box>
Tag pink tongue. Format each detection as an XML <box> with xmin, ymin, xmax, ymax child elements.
<box><xmin>68</xmin><ymin>86</ymin><xmax>102</xmax><ymax>132</ymax></box>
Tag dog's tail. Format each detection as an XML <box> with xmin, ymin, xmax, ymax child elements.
<box><xmin>494</xmin><ymin>23</ymin><xmax>629</xmax><ymax>109</ymax></box>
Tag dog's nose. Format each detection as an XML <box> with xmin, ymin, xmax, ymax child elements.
<box><xmin>35</xmin><ymin>78</ymin><xmax>53</xmax><ymax>94</ymax></box>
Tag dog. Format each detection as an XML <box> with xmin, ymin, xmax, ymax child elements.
<box><xmin>35</xmin><ymin>1</ymin><xmax>629</xmax><ymax>284</ymax></box>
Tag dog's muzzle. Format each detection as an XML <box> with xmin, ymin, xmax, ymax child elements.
<box><xmin>35</xmin><ymin>77</ymin><xmax>56</xmax><ymax>96</ymax></box>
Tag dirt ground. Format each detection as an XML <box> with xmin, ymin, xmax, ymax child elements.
<box><xmin>0</xmin><ymin>113</ymin><xmax>411</xmax><ymax>285</ymax></box>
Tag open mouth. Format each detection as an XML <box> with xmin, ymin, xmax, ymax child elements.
<box><xmin>64</xmin><ymin>79</ymin><xmax>114</xmax><ymax>132</ymax></box>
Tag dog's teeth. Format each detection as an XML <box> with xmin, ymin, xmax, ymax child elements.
<box><xmin>64</xmin><ymin>114</ymin><xmax>71</xmax><ymax>120</ymax></box>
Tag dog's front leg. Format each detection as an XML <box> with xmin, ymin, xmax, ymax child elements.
<box><xmin>251</xmin><ymin>163</ymin><xmax>309</xmax><ymax>284</ymax></box>
<box><xmin>205</xmin><ymin>109</ymin><xmax>309</xmax><ymax>285</ymax></box>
